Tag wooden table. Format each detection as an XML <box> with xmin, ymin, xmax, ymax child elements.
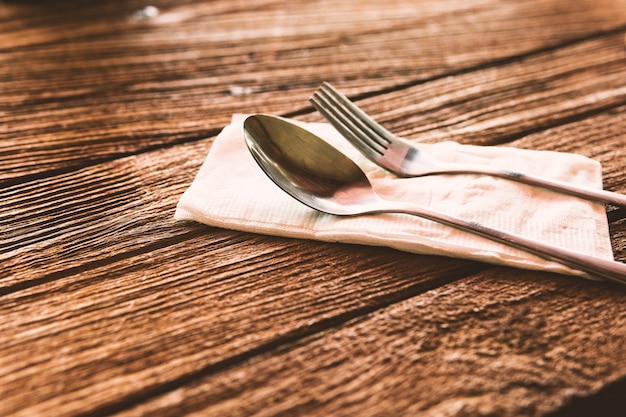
<box><xmin>2</xmin><ymin>1</ymin><xmax>626</xmax><ymax>415</ymax></box>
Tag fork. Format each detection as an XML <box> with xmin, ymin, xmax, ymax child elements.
<box><xmin>309</xmin><ymin>82</ymin><xmax>626</xmax><ymax>213</ymax></box>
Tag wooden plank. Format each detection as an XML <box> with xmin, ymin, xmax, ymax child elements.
<box><xmin>3</xmin><ymin>35</ymin><xmax>626</xmax><ymax>289</ymax></box>
<box><xmin>1</xmin><ymin>105</ymin><xmax>625</xmax><ymax>416</ymax></box>
<box><xmin>3</xmin><ymin>0</ymin><xmax>626</xmax><ymax>181</ymax></box>
<box><xmin>321</xmin><ymin>33</ymin><xmax>626</xmax><ymax>149</ymax></box>
<box><xmin>0</xmin><ymin>139</ymin><xmax>209</xmax><ymax>290</ymax></box>
<box><xmin>3</xmin><ymin>3</ymin><xmax>626</xmax><ymax>415</ymax></box>
<box><xmin>0</xmin><ymin>231</ymin><xmax>482</xmax><ymax>416</ymax></box>
<box><xmin>110</xmin><ymin>270</ymin><xmax>626</xmax><ymax>417</ymax></box>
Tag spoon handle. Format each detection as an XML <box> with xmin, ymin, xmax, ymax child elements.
<box><xmin>439</xmin><ymin>165</ymin><xmax>626</xmax><ymax>208</ymax></box>
<box><xmin>385</xmin><ymin>201</ymin><xmax>626</xmax><ymax>284</ymax></box>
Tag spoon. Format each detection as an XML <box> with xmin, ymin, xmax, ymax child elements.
<box><xmin>243</xmin><ymin>114</ymin><xmax>626</xmax><ymax>285</ymax></box>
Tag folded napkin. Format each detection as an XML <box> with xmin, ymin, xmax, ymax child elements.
<box><xmin>175</xmin><ymin>114</ymin><xmax>614</xmax><ymax>279</ymax></box>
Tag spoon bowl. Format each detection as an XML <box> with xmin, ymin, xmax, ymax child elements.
<box><xmin>244</xmin><ymin>114</ymin><xmax>380</xmax><ymax>215</ymax></box>
<box><xmin>243</xmin><ymin>114</ymin><xmax>626</xmax><ymax>284</ymax></box>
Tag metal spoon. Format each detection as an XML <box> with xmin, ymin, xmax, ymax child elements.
<box><xmin>243</xmin><ymin>114</ymin><xmax>626</xmax><ymax>285</ymax></box>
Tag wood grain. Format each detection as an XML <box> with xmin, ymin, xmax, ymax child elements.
<box><xmin>3</xmin><ymin>0</ymin><xmax>626</xmax><ymax>182</ymax></box>
<box><xmin>113</xmin><ymin>270</ymin><xmax>626</xmax><ymax>417</ymax></box>
<box><xmin>3</xmin><ymin>0</ymin><xmax>626</xmax><ymax>416</ymax></box>
<box><xmin>317</xmin><ymin>34</ymin><xmax>626</xmax><ymax>148</ymax></box>
<box><xmin>2</xmin><ymin>107</ymin><xmax>626</xmax><ymax>415</ymax></box>
<box><xmin>0</xmin><ymin>232</ymin><xmax>483</xmax><ymax>416</ymax></box>
<box><xmin>4</xmin><ymin>32</ymin><xmax>626</xmax><ymax>290</ymax></box>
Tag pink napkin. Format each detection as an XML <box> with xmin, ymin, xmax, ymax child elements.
<box><xmin>175</xmin><ymin>114</ymin><xmax>614</xmax><ymax>279</ymax></box>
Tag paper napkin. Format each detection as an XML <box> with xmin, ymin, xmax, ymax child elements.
<box><xmin>175</xmin><ymin>114</ymin><xmax>614</xmax><ymax>279</ymax></box>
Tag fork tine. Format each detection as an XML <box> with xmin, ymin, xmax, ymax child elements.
<box><xmin>319</xmin><ymin>82</ymin><xmax>399</xmax><ymax>146</ymax></box>
<box><xmin>310</xmin><ymin>90</ymin><xmax>386</xmax><ymax>160</ymax></box>
<box><xmin>311</xmin><ymin>84</ymin><xmax>394</xmax><ymax>158</ymax></box>
<box><xmin>315</xmin><ymin>85</ymin><xmax>388</xmax><ymax>153</ymax></box>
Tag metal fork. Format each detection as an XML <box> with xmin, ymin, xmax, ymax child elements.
<box><xmin>309</xmin><ymin>82</ymin><xmax>626</xmax><ymax>213</ymax></box>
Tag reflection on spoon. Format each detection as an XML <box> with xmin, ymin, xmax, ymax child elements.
<box><xmin>243</xmin><ymin>114</ymin><xmax>626</xmax><ymax>285</ymax></box>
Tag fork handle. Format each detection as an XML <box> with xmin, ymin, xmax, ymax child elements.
<box><xmin>442</xmin><ymin>166</ymin><xmax>626</xmax><ymax>208</ymax></box>
<box><xmin>383</xmin><ymin>201</ymin><xmax>626</xmax><ymax>285</ymax></box>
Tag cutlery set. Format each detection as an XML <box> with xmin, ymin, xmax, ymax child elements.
<box><xmin>243</xmin><ymin>83</ymin><xmax>626</xmax><ymax>284</ymax></box>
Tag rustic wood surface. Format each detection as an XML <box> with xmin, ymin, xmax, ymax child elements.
<box><xmin>2</xmin><ymin>0</ymin><xmax>626</xmax><ymax>416</ymax></box>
